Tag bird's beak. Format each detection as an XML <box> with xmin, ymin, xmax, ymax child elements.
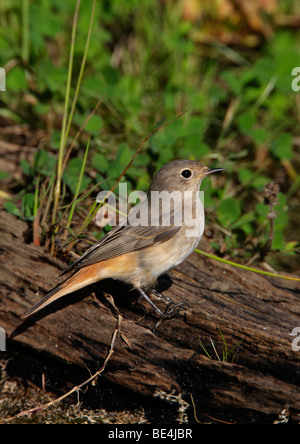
<box><xmin>204</xmin><ymin>167</ymin><xmax>224</xmax><ymax>176</ymax></box>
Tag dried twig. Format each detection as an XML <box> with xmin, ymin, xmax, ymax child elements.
<box><xmin>2</xmin><ymin>298</ymin><xmax>122</xmax><ymax>422</ymax></box>
<box><xmin>261</xmin><ymin>182</ymin><xmax>280</xmax><ymax>258</ymax></box>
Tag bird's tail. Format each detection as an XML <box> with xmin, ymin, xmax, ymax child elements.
<box><xmin>21</xmin><ymin>263</ymin><xmax>101</xmax><ymax>319</ymax></box>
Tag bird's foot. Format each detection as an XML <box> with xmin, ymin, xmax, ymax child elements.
<box><xmin>136</xmin><ymin>287</ymin><xmax>189</xmax><ymax>332</ymax></box>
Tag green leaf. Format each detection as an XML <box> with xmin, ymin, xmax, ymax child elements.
<box><xmin>252</xmin><ymin>176</ymin><xmax>270</xmax><ymax>190</ymax></box>
<box><xmin>22</xmin><ymin>193</ymin><xmax>35</xmax><ymax>219</ymax></box>
<box><xmin>20</xmin><ymin>158</ymin><xmax>33</xmax><ymax>176</ymax></box>
<box><xmin>269</xmin><ymin>133</ymin><xmax>293</xmax><ymax>160</ymax></box>
<box><xmin>251</xmin><ymin>57</ymin><xmax>275</xmax><ymax>84</ymax></box>
<box><xmin>231</xmin><ymin>212</ymin><xmax>255</xmax><ymax>230</ymax></box>
<box><xmin>116</xmin><ymin>143</ymin><xmax>132</xmax><ymax>166</ymax></box>
<box><xmin>6</xmin><ymin>66</ymin><xmax>27</xmax><ymax>91</ymax></box>
<box><xmin>50</xmin><ymin>130</ymin><xmax>62</xmax><ymax>150</ymax></box>
<box><xmin>221</xmin><ymin>70</ymin><xmax>243</xmax><ymax>96</ymax></box>
<box><xmin>37</xmin><ymin>61</ymin><xmax>68</xmax><ymax>93</ymax></box>
<box><xmin>4</xmin><ymin>201</ymin><xmax>21</xmax><ymax>218</ymax></box>
<box><xmin>84</xmin><ymin>114</ymin><xmax>103</xmax><ymax>134</ymax></box>
<box><xmin>34</xmin><ymin>149</ymin><xmax>50</xmax><ymax>170</ymax></box>
<box><xmin>216</xmin><ymin>198</ymin><xmax>241</xmax><ymax>226</ymax></box>
<box><xmin>92</xmin><ymin>153</ymin><xmax>109</xmax><ymax>173</ymax></box>
<box><xmin>255</xmin><ymin>202</ymin><xmax>268</xmax><ymax>218</ymax></box>
<box><xmin>272</xmin><ymin>231</ymin><xmax>285</xmax><ymax>251</ymax></box>
<box><xmin>251</xmin><ymin>127</ymin><xmax>268</xmax><ymax>144</ymax></box>
<box><xmin>237</xmin><ymin>112</ymin><xmax>256</xmax><ymax>135</ymax></box>
<box><xmin>63</xmin><ymin>158</ymin><xmax>91</xmax><ymax>194</ymax></box>
<box><xmin>237</xmin><ymin>168</ymin><xmax>252</xmax><ymax>183</ymax></box>
<box><xmin>62</xmin><ymin>171</ymin><xmax>90</xmax><ymax>194</ymax></box>
<box><xmin>274</xmin><ymin>209</ymin><xmax>288</xmax><ymax>231</ymax></box>
<box><xmin>68</xmin><ymin>158</ymin><xmax>83</xmax><ymax>175</ymax></box>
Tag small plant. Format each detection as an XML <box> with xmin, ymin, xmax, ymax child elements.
<box><xmin>199</xmin><ymin>328</ymin><xmax>243</xmax><ymax>363</ymax></box>
<box><xmin>0</xmin><ymin>0</ymin><xmax>299</xmax><ymax>270</ymax></box>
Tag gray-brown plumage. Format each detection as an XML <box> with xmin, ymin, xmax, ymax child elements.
<box><xmin>22</xmin><ymin>160</ymin><xmax>222</xmax><ymax>320</ymax></box>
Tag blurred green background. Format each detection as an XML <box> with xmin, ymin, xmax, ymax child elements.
<box><xmin>0</xmin><ymin>0</ymin><xmax>299</xmax><ymax>270</ymax></box>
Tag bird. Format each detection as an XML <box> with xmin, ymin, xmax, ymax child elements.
<box><xmin>22</xmin><ymin>159</ymin><xmax>222</xmax><ymax>321</ymax></box>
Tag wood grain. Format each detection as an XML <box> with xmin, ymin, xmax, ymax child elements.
<box><xmin>1</xmin><ymin>210</ymin><xmax>299</xmax><ymax>423</ymax></box>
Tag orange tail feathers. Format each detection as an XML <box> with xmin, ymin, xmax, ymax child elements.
<box><xmin>21</xmin><ymin>263</ymin><xmax>103</xmax><ymax>319</ymax></box>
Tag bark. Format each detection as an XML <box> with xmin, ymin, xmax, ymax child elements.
<box><xmin>0</xmin><ymin>209</ymin><xmax>299</xmax><ymax>423</ymax></box>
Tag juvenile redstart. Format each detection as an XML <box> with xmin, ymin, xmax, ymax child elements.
<box><xmin>22</xmin><ymin>159</ymin><xmax>222</xmax><ymax>320</ymax></box>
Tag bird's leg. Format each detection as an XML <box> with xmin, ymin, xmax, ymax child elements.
<box><xmin>136</xmin><ymin>287</ymin><xmax>188</xmax><ymax>330</ymax></box>
<box><xmin>151</xmin><ymin>289</ymin><xmax>189</xmax><ymax>317</ymax></box>
<box><xmin>136</xmin><ymin>288</ymin><xmax>169</xmax><ymax>318</ymax></box>
<box><xmin>151</xmin><ymin>288</ymin><xmax>174</xmax><ymax>304</ymax></box>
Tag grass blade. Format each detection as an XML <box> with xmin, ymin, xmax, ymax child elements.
<box><xmin>52</xmin><ymin>0</ymin><xmax>81</xmax><ymax>230</ymax></box>
<box><xmin>195</xmin><ymin>249</ymin><xmax>300</xmax><ymax>282</ymax></box>
<box><xmin>67</xmin><ymin>136</ymin><xmax>91</xmax><ymax>228</ymax></box>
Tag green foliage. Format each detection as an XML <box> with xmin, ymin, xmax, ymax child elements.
<box><xmin>199</xmin><ymin>328</ymin><xmax>243</xmax><ymax>362</ymax></box>
<box><xmin>216</xmin><ymin>198</ymin><xmax>241</xmax><ymax>227</ymax></box>
<box><xmin>62</xmin><ymin>157</ymin><xmax>91</xmax><ymax>195</ymax></box>
<box><xmin>0</xmin><ymin>0</ymin><xmax>299</xmax><ymax>266</ymax></box>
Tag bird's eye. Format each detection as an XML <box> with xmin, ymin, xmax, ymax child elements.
<box><xmin>180</xmin><ymin>169</ymin><xmax>192</xmax><ymax>179</ymax></box>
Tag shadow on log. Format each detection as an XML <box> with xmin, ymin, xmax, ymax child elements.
<box><xmin>0</xmin><ymin>210</ymin><xmax>300</xmax><ymax>423</ymax></box>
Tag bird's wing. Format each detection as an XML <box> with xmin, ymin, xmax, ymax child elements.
<box><xmin>22</xmin><ymin>216</ymin><xmax>182</xmax><ymax>319</ymax></box>
<box><xmin>62</xmin><ymin>217</ymin><xmax>181</xmax><ymax>275</ymax></box>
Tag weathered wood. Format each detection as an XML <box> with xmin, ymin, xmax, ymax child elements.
<box><xmin>0</xmin><ymin>209</ymin><xmax>300</xmax><ymax>423</ymax></box>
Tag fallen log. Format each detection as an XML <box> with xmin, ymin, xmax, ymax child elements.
<box><xmin>0</xmin><ymin>209</ymin><xmax>299</xmax><ymax>423</ymax></box>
